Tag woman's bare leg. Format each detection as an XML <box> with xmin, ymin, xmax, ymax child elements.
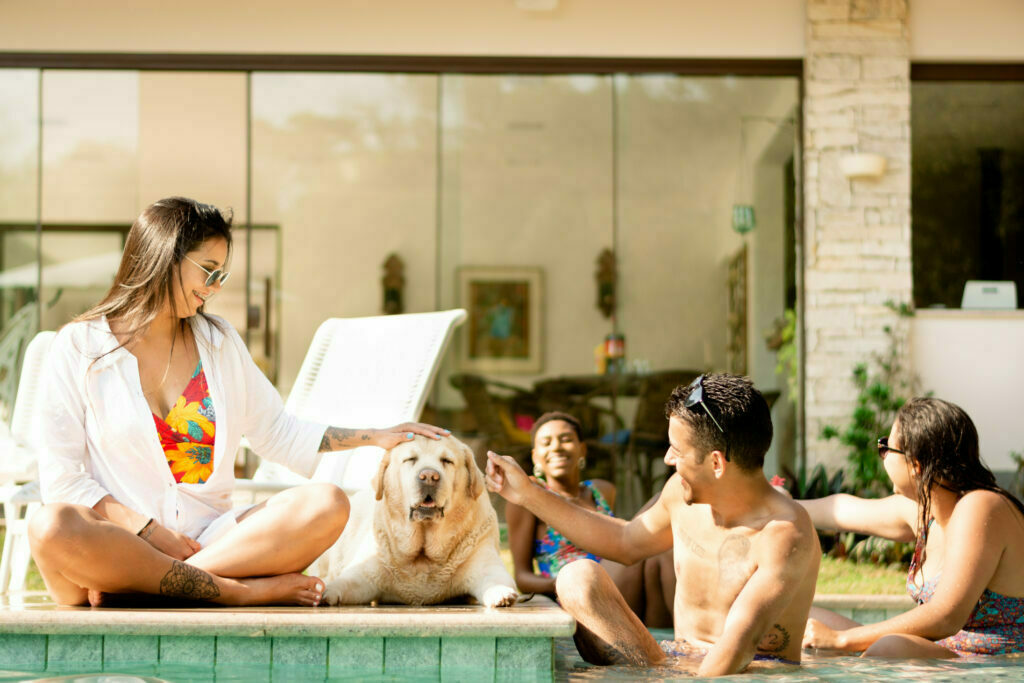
<box><xmin>29</xmin><ymin>503</ymin><xmax>322</xmax><ymax>606</ymax></box>
<box><xmin>556</xmin><ymin>559</ymin><xmax>665</xmax><ymax>666</ymax></box>
<box><xmin>187</xmin><ymin>483</ymin><xmax>348</xmax><ymax>577</ymax></box>
<box><xmin>602</xmin><ymin>559</ymin><xmax>645</xmax><ymax>620</ymax></box>
<box><xmin>863</xmin><ymin>634</ymin><xmax>957</xmax><ymax>659</ymax></box>
<box><xmin>809</xmin><ymin>606</ymin><xmax>862</xmax><ymax>630</ymax></box>
<box><xmin>642</xmin><ymin>550</ymin><xmax>675</xmax><ymax>628</ymax></box>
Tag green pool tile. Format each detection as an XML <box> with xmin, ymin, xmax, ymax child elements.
<box><xmin>272</xmin><ymin>636</ymin><xmax>327</xmax><ymax>668</ymax></box>
<box><xmin>852</xmin><ymin>608</ymin><xmax>887</xmax><ymax>624</ymax></box>
<box><xmin>832</xmin><ymin>608</ymin><xmax>855</xmax><ymax>620</ymax></box>
<box><xmin>216</xmin><ymin>636</ymin><xmax>271</xmax><ymax>666</ymax></box>
<box><xmin>0</xmin><ymin>633</ymin><xmax>46</xmax><ymax>670</ymax></box>
<box><xmin>495</xmin><ymin>668</ymin><xmax>554</xmax><ymax>683</ymax></box>
<box><xmin>496</xmin><ymin>637</ymin><xmax>552</xmax><ymax>671</ymax></box>
<box><xmin>384</xmin><ymin>636</ymin><xmax>440</xmax><ymax>672</ymax></box>
<box><xmin>103</xmin><ymin>634</ymin><xmax>158</xmax><ymax>668</ymax></box>
<box><xmin>329</xmin><ymin>636</ymin><xmax>384</xmax><ymax>672</ymax></box>
<box><xmin>441</xmin><ymin>637</ymin><xmax>495</xmax><ymax>681</ymax></box>
<box><xmin>159</xmin><ymin>635</ymin><xmax>215</xmax><ymax>668</ymax></box>
<box><xmin>47</xmin><ymin>634</ymin><xmax>103</xmax><ymax>668</ymax></box>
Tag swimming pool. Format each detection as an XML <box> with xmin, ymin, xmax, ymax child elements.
<box><xmin>557</xmin><ymin>637</ymin><xmax>1024</xmax><ymax>681</ymax></box>
<box><xmin>3</xmin><ymin>641</ymin><xmax>1022</xmax><ymax>682</ymax></box>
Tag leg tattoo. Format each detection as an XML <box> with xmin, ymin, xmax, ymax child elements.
<box><xmin>159</xmin><ymin>560</ymin><xmax>220</xmax><ymax>600</ymax></box>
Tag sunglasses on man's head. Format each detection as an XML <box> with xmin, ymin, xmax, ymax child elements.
<box><xmin>185</xmin><ymin>256</ymin><xmax>231</xmax><ymax>287</ymax></box>
<box><xmin>877</xmin><ymin>436</ymin><xmax>906</xmax><ymax>459</ymax></box>
<box><xmin>683</xmin><ymin>375</ymin><xmax>725</xmax><ymax>435</ymax></box>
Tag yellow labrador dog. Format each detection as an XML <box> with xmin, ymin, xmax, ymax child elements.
<box><xmin>313</xmin><ymin>435</ymin><xmax>518</xmax><ymax>607</ymax></box>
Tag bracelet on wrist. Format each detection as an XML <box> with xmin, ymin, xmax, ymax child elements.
<box><xmin>137</xmin><ymin>518</ymin><xmax>155</xmax><ymax>538</ymax></box>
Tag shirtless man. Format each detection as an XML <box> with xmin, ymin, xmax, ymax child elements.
<box><xmin>486</xmin><ymin>373</ymin><xmax>819</xmax><ymax>677</ymax></box>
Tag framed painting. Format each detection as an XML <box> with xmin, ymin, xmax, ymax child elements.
<box><xmin>457</xmin><ymin>266</ymin><xmax>543</xmax><ymax>374</ymax></box>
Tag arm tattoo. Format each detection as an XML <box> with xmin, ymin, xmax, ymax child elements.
<box><xmin>758</xmin><ymin>624</ymin><xmax>791</xmax><ymax>653</ymax></box>
<box><xmin>319</xmin><ymin>426</ymin><xmax>359</xmax><ymax>452</ymax></box>
<box><xmin>159</xmin><ymin>560</ymin><xmax>220</xmax><ymax>600</ymax></box>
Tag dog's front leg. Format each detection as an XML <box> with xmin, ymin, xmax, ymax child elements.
<box><xmin>464</xmin><ymin>548</ymin><xmax>518</xmax><ymax>608</ymax></box>
<box><xmin>322</xmin><ymin>559</ymin><xmax>382</xmax><ymax>606</ymax></box>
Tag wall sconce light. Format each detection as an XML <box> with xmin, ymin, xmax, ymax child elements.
<box><xmin>840</xmin><ymin>153</ymin><xmax>887</xmax><ymax>179</ymax></box>
<box><xmin>515</xmin><ymin>0</ymin><xmax>558</xmax><ymax>10</ymax></box>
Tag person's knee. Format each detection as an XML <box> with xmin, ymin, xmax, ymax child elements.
<box><xmin>28</xmin><ymin>503</ymin><xmax>85</xmax><ymax>552</ymax></box>
<box><xmin>304</xmin><ymin>483</ymin><xmax>350</xmax><ymax>532</ymax></box>
<box><xmin>555</xmin><ymin>559</ymin><xmax>603</xmax><ymax>607</ymax></box>
<box><xmin>863</xmin><ymin>634</ymin><xmax>910</xmax><ymax>658</ymax></box>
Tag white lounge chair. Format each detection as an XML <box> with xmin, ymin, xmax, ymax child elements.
<box><xmin>0</xmin><ymin>331</ymin><xmax>54</xmax><ymax>595</ymax></box>
<box><xmin>238</xmin><ymin>308</ymin><xmax>467</xmax><ymax>496</ymax></box>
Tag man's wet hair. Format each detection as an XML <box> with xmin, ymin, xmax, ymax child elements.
<box><xmin>665</xmin><ymin>373</ymin><xmax>772</xmax><ymax>472</ymax></box>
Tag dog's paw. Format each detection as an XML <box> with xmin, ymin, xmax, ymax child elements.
<box><xmin>321</xmin><ymin>582</ymin><xmax>345</xmax><ymax>606</ymax></box>
<box><xmin>482</xmin><ymin>585</ymin><xmax>518</xmax><ymax>608</ymax></box>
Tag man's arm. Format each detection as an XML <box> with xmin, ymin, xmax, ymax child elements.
<box><xmin>698</xmin><ymin>518</ymin><xmax>817</xmax><ymax>676</ymax></box>
<box><xmin>486</xmin><ymin>452</ymin><xmax>673</xmax><ymax>565</ymax></box>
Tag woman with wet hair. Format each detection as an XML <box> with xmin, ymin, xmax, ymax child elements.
<box><xmin>797</xmin><ymin>397</ymin><xmax>1024</xmax><ymax>657</ymax></box>
<box><xmin>29</xmin><ymin>197</ymin><xmax>447</xmax><ymax>608</ymax></box>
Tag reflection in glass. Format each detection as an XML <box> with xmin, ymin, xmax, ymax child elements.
<box><xmin>41</xmin><ymin>71</ymin><xmax>139</xmax><ymax>224</ymax></box>
<box><xmin>912</xmin><ymin>81</ymin><xmax>1024</xmax><ymax>308</ymax></box>
<box><xmin>438</xmin><ymin>74</ymin><xmax>614</xmax><ymax>397</ymax></box>
<box><xmin>38</xmin><ymin>230</ymin><xmax>124</xmax><ymax>332</ymax></box>
<box><xmin>252</xmin><ymin>73</ymin><xmax>439</xmax><ymax>393</ymax></box>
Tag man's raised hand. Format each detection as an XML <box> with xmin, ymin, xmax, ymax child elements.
<box><xmin>485</xmin><ymin>451</ymin><xmax>531</xmax><ymax>506</ymax></box>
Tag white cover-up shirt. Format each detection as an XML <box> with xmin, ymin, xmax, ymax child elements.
<box><xmin>36</xmin><ymin>314</ymin><xmax>328</xmax><ymax>539</ymax></box>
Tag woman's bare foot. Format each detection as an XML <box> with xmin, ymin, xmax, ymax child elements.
<box><xmin>217</xmin><ymin>573</ymin><xmax>325</xmax><ymax>607</ymax></box>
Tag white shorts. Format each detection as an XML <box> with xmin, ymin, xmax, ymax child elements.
<box><xmin>195</xmin><ymin>503</ymin><xmax>256</xmax><ymax>548</ymax></box>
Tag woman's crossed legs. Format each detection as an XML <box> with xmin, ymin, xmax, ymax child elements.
<box><xmin>29</xmin><ymin>483</ymin><xmax>348</xmax><ymax>607</ymax></box>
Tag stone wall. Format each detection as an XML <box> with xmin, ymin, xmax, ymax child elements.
<box><xmin>803</xmin><ymin>0</ymin><xmax>914</xmax><ymax>469</ymax></box>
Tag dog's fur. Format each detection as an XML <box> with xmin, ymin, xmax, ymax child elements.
<box><xmin>312</xmin><ymin>435</ymin><xmax>518</xmax><ymax>607</ymax></box>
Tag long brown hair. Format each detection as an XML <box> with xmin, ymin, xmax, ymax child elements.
<box><xmin>77</xmin><ymin>196</ymin><xmax>233</xmax><ymax>354</ymax></box>
<box><xmin>898</xmin><ymin>397</ymin><xmax>1024</xmax><ymax>562</ymax></box>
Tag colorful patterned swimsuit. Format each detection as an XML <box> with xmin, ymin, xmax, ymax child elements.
<box><xmin>152</xmin><ymin>360</ymin><xmax>217</xmax><ymax>484</ymax></box>
<box><xmin>534</xmin><ymin>480</ymin><xmax>613</xmax><ymax>577</ymax></box>
<box><xmin>907</xmin><ymin>523</ymin><xmax>1024</xmax><ymax>656</ymax></box>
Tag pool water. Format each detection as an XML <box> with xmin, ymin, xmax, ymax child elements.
<box><xmin>1</xmin><ymin>638</ymin><xmax>1021</xmax><ymax>681</ymax></box>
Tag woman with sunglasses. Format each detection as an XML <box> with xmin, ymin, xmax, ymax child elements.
<box><xmin>797</xmin><ymin>397</ymin><xmax>1024</xmax><ymax>657</ymax></box>
<box><xmin>29</xmin><ymin>197</ymin><xmax>447</xmax><ymax>608</ymax></box>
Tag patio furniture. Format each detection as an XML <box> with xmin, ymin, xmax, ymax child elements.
<box><xmin>448</xmin><ymin>373</ymin><xmax>537</xmax><ymax>459</ymax></box>
<box><xmin>239</xmin><ymin>308</ymin><xmax>467</xmax><ymax>497</ymax></box>
<box><xmin>0</xmin><ymin>331</ymin><xmax>55</xmax><ymax>595</ymax></box>
<box><xmin>619</xmin><ymin>369</ymin><xmax>701</xmax><ymax>514</ymax></box>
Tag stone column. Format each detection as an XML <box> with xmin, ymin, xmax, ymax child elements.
<box><xmin>803</xmin><ymin>0</ymin><xmax>913</xmax><ymax>469</ymax></box>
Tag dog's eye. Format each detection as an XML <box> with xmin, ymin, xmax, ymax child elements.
<box><xmin>441</xmin><ymin>457</ymin><xmax>454</xmax><ymax>466</ymax></box>
<box><xmin>403</xmin><ymin>456</ymin><xmax>418</xmax><ymax>465</ymax></box>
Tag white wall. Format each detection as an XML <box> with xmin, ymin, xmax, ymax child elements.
<box><xmin>911</xmin><ymin>311</ymin><xmax>1024</xmax><ymax>473</ymax></box>
<box><xmin>911</xmin><ymin>0</ymin><xmax>1024</xmax><ymax>61</ymax></box>
<box><xmin>0</xmin><ymin>0</ymin><xmax>804</xmax><ymax>57</ymax></box>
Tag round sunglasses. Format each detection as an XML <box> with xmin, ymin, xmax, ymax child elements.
<box><xmin>185</xmin><ymin>256</ymin><xmax>231</xmax><ymax>287</ymax></box>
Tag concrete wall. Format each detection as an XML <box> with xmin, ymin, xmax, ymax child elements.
<box><xmin>2</xmin><ymin>1</ymin><xmax>1023</xmax><ymax>60</ymax></box>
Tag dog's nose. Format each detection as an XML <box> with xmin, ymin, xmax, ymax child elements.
<box><xmin>418</xmin><ymin>468</ymin><xmax>441</xmax><ymax>486</ymax></box>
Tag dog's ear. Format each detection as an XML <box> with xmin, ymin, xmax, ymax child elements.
<box><xmin>463</xmin><ymin>443</ymin><xmax>484</xmax><ymax>499</ymax></box>
<box><xmin>372</xmin><ymin>451</ymin><xmax>391</xmax><ymax>501</ymax></box>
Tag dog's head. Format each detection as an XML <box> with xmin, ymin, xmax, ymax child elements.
<box><xmin>372</xmin><ymin>435</ymin><xmax>484</xmax><ymax>522</ymax></box>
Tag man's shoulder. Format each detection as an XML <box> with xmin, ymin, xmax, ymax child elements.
<box><xmin>755</xmin><ymin>494</ymin><xmax>818</xmax><ymax>557</ymax></box>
